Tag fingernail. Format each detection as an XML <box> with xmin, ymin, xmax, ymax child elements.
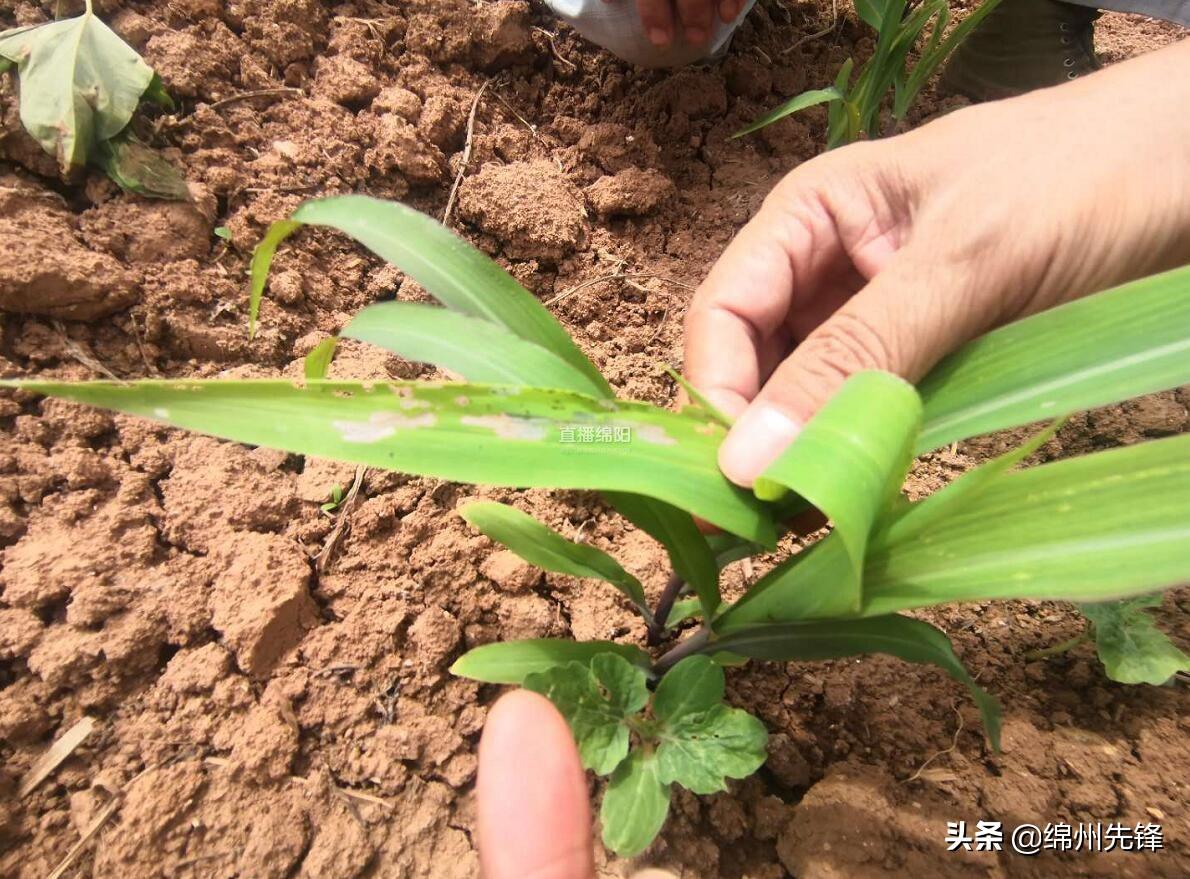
<box><xmin>685</xmin><ymin>26</ymin><xmax>708</xmax><ymax>45</ymax></box>
<box><xmin>647</xmin><ymin>27</ymin><xmax>671</xmax><ymax>46</ymax></box>
<box><xmin>718</xmin><ymin>403</ymin><xmax>802</xmax><ymax>487</ymax></box>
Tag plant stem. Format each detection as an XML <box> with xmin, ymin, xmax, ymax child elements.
<box><xmin>648</xmin><ymin>572</ymin><xmax>685</xmax><ymax>645</ymax></box>
<box><xmin>653</xmin><ymin>628</ymin><xmax>710</xmax><ymax>674</ymax></box>
<box><xmin>1024</xmin><ymin>625</ymin><xmax>1093</xmax><ymax>661</ymax></box>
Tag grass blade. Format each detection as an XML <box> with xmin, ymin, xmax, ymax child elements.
<box><xmin>1</xmin><ymin>379</ymin><xmax>776</xmax><ymax>543</ymax></box>
<box><xmin>917</xmin><ymin>265</ymin><xmax>1190</xmax><ymax>451</ymax></box>
<box><xmin>734</xmin><ymin>87</ymin><xmax>843</xmax><ymax>139</ymax></box>
<box><xmin>461</xmin><ymin>501</ymin><xmax>650</xmax><ymax>619</ymax></box>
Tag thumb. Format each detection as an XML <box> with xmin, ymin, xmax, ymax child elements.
<box><xmin>716</xmin><ymin>252</ymin><xmax>987</xmax><ymax>487</ymax></box>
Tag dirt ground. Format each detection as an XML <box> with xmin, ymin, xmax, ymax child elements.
<box><xmin>0</xmin><ymin>1</ymin><xmax>1187</xmax><ymax>877</ymax></box>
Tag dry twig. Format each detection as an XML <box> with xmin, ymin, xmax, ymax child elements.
<box><xmin>207</xmin><ymin>88</ymin><xmax>305</xmax><ymax>111</ymax></box>
<box><xmin>317</xmin><ymin>465</ymin><xmax>367</xmax><ymax>574</ymax></box>
<box><xmin>443</xmin><ymin>77</ymin><xmax>495</xmax><ymax>225</ymax></box>
<box><xmin>544</xmin><ymin>273</ymin><xmax>695</xmax><ymax>308</ymax></box>
<box><xmin>784</xmin><ymin>0</ymin><xmax>840</xmax><ymax>56</ymax></box>
<box><xmin>532</xmin><ymin>26</ymin><xmax>577</xmax><ymax>71</ymax></box>
<box><xmin>19</xmin><ymin>717</ymin><xmax>96</xmax><ymax>797</ymax></box>
<box><xmin>903</xmin><ymin>706</ymin><xmax>965</xmax><ymax>784</ymax></box>
<box><xmin>53</xmin><ymin>322</ymin><xmax>121</xmax><ymax>381</ymax></box>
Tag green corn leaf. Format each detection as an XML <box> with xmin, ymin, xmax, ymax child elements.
<box><xmin>1078</xmin><ymin>596</ymin><xmax>1190</xmax><ymax>685</ymax></box>
<box><xmin>734</xmin><ymin>87</ymin><xmax>844</xmax><ymax>139</ymax></box>
<box><xmin>600</xmin><ymin>750</ymin><xmax>671</xmax><ymax>858</ymax></box>
<box><xmin>874</xmin><ymin>420</ymin><xmax>1063</xmax><ymax>547</ymax></box>
<box><xmin>460</xmin><ymin>500</ymin><xmax>650</xmax><ymax>618</ymax></box>
<box><xmin>753</xmin><ymin>371</ymin><xmax>921</xmax><ymax>616</ymax></box>
<box><xmin>656</xmin><ymin>703</ymin><xmax>769</xmax><ymax>795</ymax></box>
<box><xmin>605</xmin><ymin>492</ymin><xmax>720</xmax><ymax>619</ymax></box>
<box><xmin>0</xmin><ymin>9</ymin><xmax>155</xmax><ymax>170</ymax></box>
<box><xmin>897</xmin><ymin>0</ymin><xmax>1002</xmax><ymax>119</ymax></box>
<box><xmin>524</xmin><ymin>654</ymin><xmax>648</xmax><ymax>776</ymax></box>
<box><xmin>0</xmin><ymin>379</ymin><xmax>775</xmax><ymax>542</ymax></box>
<box><xmin>248</xmin><ymin>196</ymin><xmax>610</xmax><ymax>394</ymax></box>
<box><xmin>916</xmin><ymin>265</ymin><xmax>1190</xmax><ymax>452</ymax></box>
<box><xmin>854</xmin><ymin>0</ymin><xmax>886</xmax><ymax>28</ymax></box>
<box><xmin>303</xmin><ymin>337</ymin><xmax>338</xmax><ymax>380</ymax></box>
<box><xmin>450</xmin><ymin>639</ymin><xmax>651</xmax><ymax>684</ymax></box>
<box><xmin>712</xmin><ymin>615</ymin><xmax>1001</xmax><ymax>748</ymax></box>
<box><xmin>343</xmin><ymin>302</ymin><xmax>606</xmax><ymax>397</ymax></box>
<box><xmin>864</xmin><ymin>433</ymin><xmax>1190</xmax><ymax>615</ymax></box>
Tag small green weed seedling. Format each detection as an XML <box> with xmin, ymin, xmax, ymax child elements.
<box><xmin>4</xmin><ymin>196</ymin><xmax>1187</xmax><ymax>856</ymax></box>
<box><xmin>0</xmin><ymin>0</ymin><xmax>187</xmax><ymax>198</ymax></box>
<box><xmin>320</xmin><ymin>483</ymin><xmax>345</xmax><ymax>516</ymax></box>
<box><xmin>737</xmin><ymin>0</ymin><xmax>1001</xmax><ymax>146</ymax></box>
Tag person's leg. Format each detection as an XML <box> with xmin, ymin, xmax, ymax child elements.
<box><xmin>942</xmin><ymin>0</ymin><xmax>1188</xmax><ymax>102</ymax></box>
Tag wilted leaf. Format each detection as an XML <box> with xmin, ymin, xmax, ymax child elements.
<box><xmin>0</xmin><ymin>9</ymin><xmax>154</xmax><ymax>170</ymax></box>
<box><xmin>95</xmin><ymin>129</ymin><xmax>189</xmax><ymax>200</ymax></box>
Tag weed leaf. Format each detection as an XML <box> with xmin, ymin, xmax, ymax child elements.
<box><xmin>656</xmin><ymin>704</ymin><xmax>768</xmax><ymax>795</ymax></box>
<box><xmin>524</xmin><ymin>654</ymin><xmax>647</xmax><ymax>775</ymax></box>
<box><xmin>461</xmin><ymin>501</ymin><xmax>649</xmax><ymax>617</ymax></box>
<box><xmin>600</xmin><ymin>750</ymin><xmax>670</xmax><ymax>858</ymax></box>
<box><xmin>653</xmin><ymin>655</ymin><xmax>724</xmax><ymax>724</ymax></box>
<box><xmin>1079</xmin><ymin>596</ymin><xmax>1190</xmax><ymax>685</ymax></box>
<box><xmin>0</xmin><ymin>10</ymin><xmax>154</xmax><ymax>170</ymax></box>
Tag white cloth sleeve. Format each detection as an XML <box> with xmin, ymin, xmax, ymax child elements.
<box><xmin>543</xmin><ymin>0</ymin><xmax>758</xmax><ymax>68</ymax></box>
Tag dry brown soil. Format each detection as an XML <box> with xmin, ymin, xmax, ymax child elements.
<box><xmin>0</xmin><ymin>1</ymin><xmax>1187</xmax><ymax>877</ymax></box>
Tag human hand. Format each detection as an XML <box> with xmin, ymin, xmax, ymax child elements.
<box><xmin>609</xmin><ymin>0</ymin><xmax>747</xmax><ymax>47</ymax></box>
<box><xmin>477</xmin><ymin>689</ymin><xmax>677</xmax><ymax>878</ymax></box>
<box><xmin>685</xmin><ymin>39</ymin><xmax>1190</xmax><ymax>487</ymax></box>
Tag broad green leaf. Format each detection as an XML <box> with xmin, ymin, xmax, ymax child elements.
<box><xmin>917</xmin><ymin>265</ymin><xmax>1190</xmax><ymax>451</ymax></box>
<box><xmin>1079</xmin><ymin>596</ymin><xmax>1190</xmax><ymax>685</ymax></box>
<box><xmin>249</xmin><ymin>196</ymin><xmax>609</xmax><ymax>394</ymax></box>
<box><xmin>656</xmin><ymin>704</ymin><xmax>769</xmax><ymax>795</ymax></box>
<box><xmin>712</xmin><ymin>615</ymin><xmax>1001</xmax><ymax>748</ymax></box>
<box><xmin>734</xmin><ymin>87</ymin><xmax>843</xmax><ymax>139</ymax></box>
<box><xmin>450</xmin><ymin>639</ymin><xmax>651</xmax><ymax>684</ymax></box>
<box><xmin>304</xmin><ymin>337</ymin><xmax>338</xmax><ymax>380</ymax></box>
<box><xmin>343</xmin><ymin>302</ymin><xmax>606</xmax><ymax>397</ymax></box>
<box><xmin>1</xmin><ymin>379</ymin><xmax>775</xmax><ymax>542</ymax></box>
<box><xmin>754</xmin><ymin>371</ymin><xmax>921</xmax><ymax>616</ymax></box>
<box><xmin>524</xmin><ymin>654</ymin><xmax>648</xmax><ymax>775</ymax></box>
<box><xmin>600</xmin><ymin>750</ymin><xmax>671</xmax><ymax>858</ymax></box>
<box><xmin>0</xmin><ymin>9</ymin><xmax>154</xmax><ymax>170</ymax></box>
<box><xmin>864</xmin><ymin>433</ymin><xmax>1190</xmax><ymax>614</ymax></box>
<box><xmin>460</xmin><ymin>501</ymin><xmax>649</xmax><ymax>617</ymax></box>
<box><xmin>653</xmin><ymin>655</ymin><xmax>724</xmax><ymax>725</ymax></box>
<box><xmin>143</xmin><ymin>72</ymin><xmax>174</xmax><ymax>110</ymax></box>
<box><xmin>606</xmin><ymin>492</ymin><xmax>720</xmax><ymax>619</ymax></box>
<box><xmin>95</xmin><ymin>129</ymin><xmax>190</xmax><ymax>200</ymax></box>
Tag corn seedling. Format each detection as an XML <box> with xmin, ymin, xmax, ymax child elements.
<box><xmin>736</xmin><ymin>0</ymin><xmax>1002</xmax><ymax>146</ymax></box>
<box><xmin>0</xmin><ymin>0</ymin><xmax>187</xmax><ymax>198</ymax></box>
<box><xmin>3</xmin><ymin>196</ymin><xmax>1188</xmax><ymax>856</ymax></box>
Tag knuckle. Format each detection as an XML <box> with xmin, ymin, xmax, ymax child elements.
<box><xmin>802</xmin><ymin>310</ymin><xmax>895</xmax><ymax>376</ymax></box>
